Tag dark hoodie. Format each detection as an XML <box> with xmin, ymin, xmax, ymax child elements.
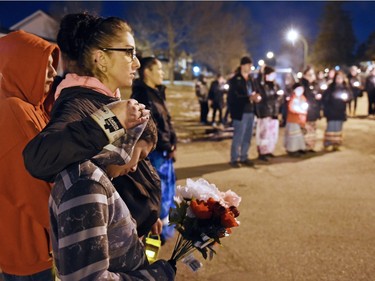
<box><xmin>0</xmin><ymin>30</ymin><xmax>59</xmax><ymax>275</ymax></box>
<box><xmin>131</xmin><ymin>79</ymin><xmax>177</xmax><ymax>153</ymax></box>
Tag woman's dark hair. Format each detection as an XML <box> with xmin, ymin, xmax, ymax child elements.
<box><xmin>303</xmin><ymin>65</ymin><xmax>314</xmax><ymax>75</ymax></box>
<box><xmin>331</xmin><ymin>70</ymin><xmax>349</xmax><ymax>88</ymax></box>
<box><xmin>57</xmin><ymin>12</ymin><xmax>132</xmax><ymax>78</ymax></box>
<box><xmin>326</xmin><ymin>70</ymin><xmax>348</xmax><ymax>93</ymax></box>
<box><xmin>292</xmin><ymin>82</ymin><xmax>302</xmax><ymax>90</ymax></box>
<box><xmin>139</xmin><ymin>117</ymin><xmax>158</xmax><ymax>151</ymax></box>
<box><xmin>138</xmin><ymin>57</ymin><xmax>158</xmax><ymax>81</ymax></box>
<box><xmin>197</xmin><ymin>74</ymin><xmax>207</xmax><ymax>85</ymax></box>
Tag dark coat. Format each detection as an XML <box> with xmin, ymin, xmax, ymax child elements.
<box><xmin>208</xmin><ymin>79</ymin><xmax>225</xmax><ymax>109</ymax></box>
<box><xmin>255</xmin><ymin>80</ymin><xmax>283</xmax><ymax>118</ymax></box>
<box><xmin>227</xmin><ymin>72</ymin><xmax>256</xmax><ymax>120</ymax></box>
<box><xmin>365</xmin><ymin>74</ymin><xmax>375</xmax><ymax>96</ymax></box>
<box><xmin>24</xmin><ymin>87</ymin><xmax>115</xmax><ymax>182</ymax></box>
<box><xmin>301</xmin><ymin>78</ymin><xmax>322</xmax><ymax>122</ymax></box>
<box><xmin>24</xmin><ymin>87</ymin><xmax>161</xmax><ymax>236</ymax></box>
<box><xmin>131</xmin><ymin>79</ymin><xmax>177</xmax><ymax>153</ymax></box>
<box><xmin>112</xmin><ymin>158</ymin><xmax>161</xmax><ymax>237</ymax></box>
<box><xmin>323</xmin><ymin>84</ymin><xmax>352</xmax><ymax>121</ymax></box>
<box><xmin>348</xmin><ymin>74</ymin><xmax>363</xmax><ymax>98</ymax></box>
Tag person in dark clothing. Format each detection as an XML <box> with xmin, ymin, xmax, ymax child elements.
<box><xmin>228</xmin><ymin>56</ymin><xmax>261</xmax><ymax>168</ymax></box>
<box><xmin>322</xmin><ymin>70</ymin><xmax>353</xmax><ymax>151</ymax></box>
<box><xmin>24</xmin><ymin>13</ymin><xmax>163</xmax><ymax>240</ymax></box>
<box><xmin>301</xmin><ymin>66</ymin><xmax>321</xmax><ymax>152</ymax></box>
<box><xmin>347</xmin><ymin>65</ymin><xmax>363</xmax><ymax>117</ymax></box>
<box><xmin>23</xmin><ymin>13</ymin><xmax>175</xmax><ymax>279</ymax></box>
<box><xmin>131</xmin><ymin>57</ymin><xmax>177</xmax><ymax>243</ymax></box>
<box><xmin>208</xmin><ymin>73</ymin><xmax>227</xmax><ymax>127</ymax></box>
<box><xmin>255</xmin><ymin>65</ymin><xmax>284</xmax><ymax>161</ymax></box>
<box><xmin>365</xmin><ymin>66</ymin><xmax>375</xmax><ymax>117</ymax></box>
<box><xmin>195</xmin><ymin>74</ymin><xmax>210</xmax><ymax>124</ymax></box>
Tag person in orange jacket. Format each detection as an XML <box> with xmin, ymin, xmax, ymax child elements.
<box><xmin>284</xmin><ymin>83</ymin><xmax>309</xmax><ymax>157</ymax></box>
<box><xmin>0</xmin><ymin>31</ymin><xmax>59</xmax><ymax>280</ymax></box>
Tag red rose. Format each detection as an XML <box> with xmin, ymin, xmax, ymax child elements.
<box><xmin>220</xmin><ymin>212</ymin><xmax>239</xmax><ymax>228</ymax></box>
<box><xmin>190</xmin><ymin>199</ymin><xmax>213</xmax><ymax>219</ymax></box>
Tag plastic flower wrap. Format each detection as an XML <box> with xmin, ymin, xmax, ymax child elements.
<box><xmin>169</xmin><ymin>178</ymin><xmax>241</xmax><ymax>262</ymax></box>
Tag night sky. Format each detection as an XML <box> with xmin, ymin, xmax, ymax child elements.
<box><xmin>0</xmin><ymin>1</ymin><xmax>374</xmax><ymax>63</ymax></box>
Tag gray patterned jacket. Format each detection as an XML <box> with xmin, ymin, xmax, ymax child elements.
<box><xmin>49</xmin><ymin>160</ymin><xmax>175</xmax><ymax>280</ymax></box>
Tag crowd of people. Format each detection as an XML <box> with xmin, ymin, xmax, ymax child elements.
<box><xmin>195</xmin><ymin>57</ymin><xmax>375</xmax><ymax>167</ymax></box>
<box><xmin>0</xmin><ymin>10</ymin><xmax>375</xmax><ymax>281</ymax></box>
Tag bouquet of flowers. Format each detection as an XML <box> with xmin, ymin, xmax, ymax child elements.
<box><xmin>169</xmin><ymin>178</ymin><xmax>241</xmax><ymax>262</ymax></box>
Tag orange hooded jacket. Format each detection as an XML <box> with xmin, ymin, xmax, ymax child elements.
<box><xmin>0</xmin><ymin>31</ymin><xmax>59</xmax><ymax>275</ymax></box>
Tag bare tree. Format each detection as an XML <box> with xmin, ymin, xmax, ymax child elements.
<box><xmin>362</xmin><ymin>31</ymin><xmax>375</xmax><ymax>61</ymax></box>
<box><xmin>311</xmin><ymin>2</ymin><xmax>356</xmax><ymax>68</ymax></box>
<box><xmin>190</xmin><ymin>4</ymin><xmax>252</xmax><ymax>75</ymax></box>
<box><xmin>129</xmin><ymin>2</ymin><xmax>253</xmax><ymax>82</ymax></box>
<box><xmin>129</xmin><ymin>2</ymin><xmax>195</xmax><ymax>83</ymax></box>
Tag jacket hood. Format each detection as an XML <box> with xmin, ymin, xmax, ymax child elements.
<box><xmin>0</xmin><ymin>30</ymin><xmax>60</xmax><ymax>106</ymax></box>
<box><xmin>55</xmin><ymin>73</ymin><xmax>121</xmax><ymax>100</ymax></box>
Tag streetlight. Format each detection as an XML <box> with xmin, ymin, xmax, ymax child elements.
<box><xmin>286</xmin><ymin>28</ymin><xmax>308</xmax><ymax>70</ymax></box>
<box><xmin>192</xmin><ymin>65</ymin><xmax>200</xmax><ymax>76</ymax></box>
<box><xmin>266</xmin><ymin>51</ymin><xmax>274</xmax><ymax>59</ymax></box>
<box><xmin>265</xmin><ymin>51</ymin><xmax>276</xmax><ymax>66</ymax></box>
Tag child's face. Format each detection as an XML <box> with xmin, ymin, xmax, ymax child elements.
<box><xmin>106</xmin><ymin>140</ymin><xmax>153</xmax><ymax>178</ymax></box>
<box><xmin>294</xmin><ymin>86</ymin><xmax>304</xmax><ymax>96</ymax></box>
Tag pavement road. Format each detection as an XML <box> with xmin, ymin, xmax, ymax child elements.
<box><xmin>159</xmin><ymin>112</ymin><xmax>375</xmax><ymax>281</ymax></box>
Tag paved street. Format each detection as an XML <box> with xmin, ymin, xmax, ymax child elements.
<box><xmin>159</xmin><ymin>97</ymin><xmax>375</xmax><ymax>281</ymax></box>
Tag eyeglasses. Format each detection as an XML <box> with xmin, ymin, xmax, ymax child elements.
<box><xmin>101</xmin><ymin>47</ymin><xmax>137</xmax><ymax>62</ymax></box>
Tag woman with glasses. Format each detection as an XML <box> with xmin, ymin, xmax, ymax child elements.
<box><xmin>23</xmin><ymin>13</ymin><xmax>175</xmax><ymax>280</ymax></box>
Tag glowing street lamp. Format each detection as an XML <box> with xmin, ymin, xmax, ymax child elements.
<box><xmin>192</xmin><ymin>66</ymin><xmax>200</xmax><ymax>76</ymax></box>
<box><xmin>286</xmin><ymin>28</ymin><xmax>308</xmax><ymax>70</ymax></box>
<box><xmin>266</xmin><ymin>51</ymin><xmax>274</xmax><ymax>59</ymax></box>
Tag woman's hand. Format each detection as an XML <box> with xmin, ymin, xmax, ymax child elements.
<box><xmin>250</xmin><ymin>93</ymin><xmax>262</xmax><ymax>103</ymax></box>
<box><xmin>151</xmin><ymin>218</ymin><xmax>163</xmax><ymax>235</ymax></box>
<box><xmin>107</xmin><ymin>99</ymin><xmax>150</xmax><ymax>129</ymax></box>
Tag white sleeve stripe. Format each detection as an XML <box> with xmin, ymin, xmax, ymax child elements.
<box><xmin>91</xmin><ymin>167</ymin><xmax>104</xmax><ymax>182</ymax></box>
<box><xmin>107</xmin><ymin>191</ymin><xmax>120</xmax><ymax>205</ymax></box>
<box><xmin>58</xmin><ymin>226</ymin><xmax>107</xmax><ymax>248</ymax></box>
<box><xmin>58</xmin><ymin>194</ymin><xmax>107</xmax><ymax>215</ymax></box>
<box><xmin>49</xmin><ymin>196</ymin><xmax>58</xmax><ymax>217</ymax></box>
<box><xmin>60</xmin><ymin>170</ymin><xmax>72</xmax><ymax>190</ymax></box>
<box><xmin>138</xmin><ymin>270</ymin><xmax>156</xmax><ymax>281</ymax></box>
